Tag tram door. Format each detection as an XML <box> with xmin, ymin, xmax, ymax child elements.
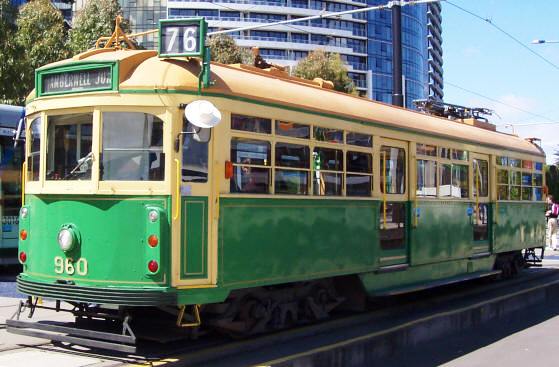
<box><xmin>471</xmin><ymin>154</ymin><xmax>491</xmax><ymax>255</ymax></box>
<box><xmin>378</xmin><ymin>138</ymin><xmax>409</xmax><ymax>268</ymax></box>
<box><xmin>177</xmin><ymin>118</ymin><xmax>212</xmax><ymax>284</ymax></box>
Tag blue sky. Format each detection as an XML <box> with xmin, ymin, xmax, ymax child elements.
<box><xmin>441</xmin><ymin>0</ymin><xmax>559</xmax><ymax>163</ymax></box>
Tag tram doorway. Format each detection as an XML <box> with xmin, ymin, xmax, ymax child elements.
<box><xmin>471</xmin><ymin>153</ymin><xmax>491</xmax><ymax>255</ymax></box>
<box><xmin>378</xmin><ymin>138</ymin><xmax>409</xmax><ymax>268</ymax></box>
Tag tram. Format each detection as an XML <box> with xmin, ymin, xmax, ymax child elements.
<box><xmin>7</xmin><ymin>20</ymin><xmax>546</xmax><ymax>352</ymax></box>
<box><xmin>0</xmin><ymin>104</ymin><xmax>25</xmax><ymax>267</ymax></box>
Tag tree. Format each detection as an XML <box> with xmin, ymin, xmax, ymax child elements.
<box><xmin>294</xmin><ymin>49</ymin><xmax>355</xmax><ymax>94</ymax></box>
<box><xmin>0</xmin><ymin>0</ymin><xmax>25</xmax><ymax>104</ymax></box>
<box><xmin>547</xmin><ymin>165</ymin><xmax>559</xmax><ymax>200</ymax></box>
<box><xmin>15</xmin><ymin>0</ymin><xmax>69</xmax><ymax>101</ymax></box>
<box><xmin>68</xmin><ymin>0</ymin><xmax>128</xmax><ymax>54</ymax></box>
<box><xmin>208</xmin><ymin>34</ymin><xmax>253</xmax><ymax>65</ymax></box>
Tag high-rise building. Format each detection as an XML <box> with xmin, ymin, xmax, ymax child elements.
<box><xmin>130</xmin><ymin>0</ymin><xmax>442</xmax><ymax>107</ymax></box>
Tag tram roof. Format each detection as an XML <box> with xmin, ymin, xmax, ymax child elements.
<box><xmin>36</xmin><ymin>49</ymin><xmax>543</xmax><ymax>157</ymax></box>
<box><xmin>0</xmin><ymin>104</ymin><xmax>24</xmax><ymax>128</ymax></box>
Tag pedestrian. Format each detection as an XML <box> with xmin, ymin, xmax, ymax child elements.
<box><xmin>545</xmin><ymin>195</ymin><xmax>559</xmax><ymax>250</ymax></box>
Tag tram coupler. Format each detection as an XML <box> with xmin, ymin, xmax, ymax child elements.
<box><xmin>6</xmin><ymin>300</ymin><xmax>138</xmax><ymax>354</ymax></box>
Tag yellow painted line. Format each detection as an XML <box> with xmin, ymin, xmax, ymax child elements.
<box><xmin>258</xmin><ymin>278</ymin><xmax>559</xmax><ymax>366</ymax></box>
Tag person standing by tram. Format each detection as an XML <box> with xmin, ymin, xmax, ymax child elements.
<box><xmin>546</xmin><ymin>195</ymin><xmax>559</xmax><ymax>250</ymax></box>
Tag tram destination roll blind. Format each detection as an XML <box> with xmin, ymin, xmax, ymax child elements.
<box><xmin>41</xmin><ymin>67</ymin><xmax>112</xmax><ymax>95</ymax></box>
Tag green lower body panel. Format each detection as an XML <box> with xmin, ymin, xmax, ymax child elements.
<box><xmin>494</xmin><ymin>202</ymin><xmax>546</xmax><ymax>252</ymax></box>
<box><xmin>360</xmin><ymin>255</ymin><xmax>496</xmax><ymax>295</ymax></box>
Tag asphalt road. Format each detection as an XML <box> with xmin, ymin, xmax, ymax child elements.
<box><xmin>0</xmin><ymin>266</ymin><xmax>22</xmax><ymax>299</ymax></box>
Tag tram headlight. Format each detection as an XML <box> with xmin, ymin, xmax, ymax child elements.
<box><xmin>57</xmin><ymin>227</ymin><xmax>76</xmax><ymax>252</ymax></box>
<box><xmin>148</xmin><ymin>210</ymin><xmax>159</xmax><ymax>222</ymax></box>
<box><xmin>20</xmin><ymin>207</ymin><xmax>29</xmax><ymax>219</ymax></box>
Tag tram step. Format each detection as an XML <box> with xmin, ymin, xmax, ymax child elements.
<box><xmin>374</xmin><ymin>270</ymin><xmax>502</xmax><ymax>297</ymax></box>
<box><xmin>6</xmin><ymin>319</ymin><xmax>136</xmax><ymax>354</ymax></box>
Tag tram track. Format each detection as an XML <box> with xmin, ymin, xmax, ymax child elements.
<box><xmin>17</xmin><ymin>266</ymin><xmax>559</xmax><ymax>367</ymax></box>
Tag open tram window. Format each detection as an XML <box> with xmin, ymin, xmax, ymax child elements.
<box><xmin>101</xmin><ymin>112</ymin><xmax>164</xmax><ymax>181</ymax></box>
<box><xmin>416</xmin><ymin>159</ymin><xmax>437</xmax><ymax>197</ymax></box>
<box><xmin>182</xmin><ymin>119</ymin><xmax>208</xmax><ymax>183</ymax></box>
<box><xmin>27</xmin><ymin>117</ymin><xmax>41</xmax><ymax>181</ymax></box>
<box><xmin>379</xmin><ymin>202</ymin><xmax>406</xmax><ymax>249</ymax></box>
<box><xmin>380</xmin><ymin>146</ymin><xmax>405</xmax><ymax>194</ymax></box>
<box><xmin>46</xmin><ymin>113</ymin><xmax>93</xmax><ymax>181</ymax></box>
<box><xmin>440</xmin><ymin>164</ymin><xmax>468</xmax><ymax>198</ymax></box>
<box><xmin>313</xmin><ymin>127</ymin><xmax>343</xmax><ymax>144</ymax></box>
<box><xmin>274</xmin><ymin>142</ymin><xmax>309</xmax><ymax>195</ymax></box>
<box><xmin>230</xmin><ymin>138</ymin><xmax>270</xmax><ymax>194</ymax></box>
<box><xmin>275</xmin><ymin>121</ymin><xmax>310</xmax><ymax>139</ymax></box>
<box><xmin>313</xmin><ymin>147</ymin><xmax>343</xmax><ymax>196</ymax></box>
<box><xmin>231</xmin><ymin>114</ymin><xmax>271</xmax><ymax>134</ymax></box>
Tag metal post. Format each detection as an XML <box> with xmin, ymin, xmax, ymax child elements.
<box><xmin>391</xmin><ymin>1</ymin><xmax>404</xmax><ymax>107</ymax></box>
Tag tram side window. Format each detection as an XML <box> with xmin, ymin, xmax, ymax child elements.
<box><xmin>231</xmin><ymin>114</ymin><xmax>271</xmax><ymax>134</ymax></box>
<box><xmin>314</xmin><ymin>127</ymin><xmax>343</xmax><ymax>144</ymax></box>
<box><xmin>101</xmin><ymin>112</ymin><xmax>164</xmax><ymax>181</ymax></box>
<box><xmin>416</xmin><ymin>159</ymin><xmax>437</xmax><ymax>197</ymax></box>
<box><xmin>46</xmin><ymin>113</ymin><xmax>93</xmax><ymax>180</ymax></box>
<box><xmin>440</xmin><ymin>164</ymin><xmax>468</xmax><ymax>198</ymax></box>
<box><xmin>473</xmin><ymin>159</ymin><xmax>488</xmax><ymax>197</ymax></box>
<box><xmin>27</xmin><ymin>117</ymin><xmax>41</xmax><ymax>181</ymax></box>
<box><xmin>380</xmin><ymin>146</ymin><xmax>405</xmax><ymax>194</ymax></box>
<box><xmin>313</xmin><ymin>147</ymin><xmax>343</xmax><ymax>196</ymax></box>
<box><xmin>346</xmin><ymin>151</ymin><xmax>372</xmax><ymax>196</ymax></box>
<box><xmin>230</xmin><ymin>138</ymin><xmax>271</xmax><ymax>194</ymax></box>
<box><xmin>275</xmin><ymin>142</ymin><xmax>309</xmax><ymax>195</ymax></box>
<box><xmin>497</xmin><ymin>169</ymin><xmax>509</xmax><ymax>200</ymax></box>
<box><xmin>275</xmin><ymin>121</ymin><xmax>310</xmax><ymax>139</ymax></box>
<box><xmin>182</xmin><ymin>119</ymin><xmax>208</xmax><ymax>183</ymax></box>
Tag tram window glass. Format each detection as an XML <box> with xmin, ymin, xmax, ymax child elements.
<box><xmin>182</xmin><ymin>120</ymin><xmax>208</xmax><ymax>183</ymax></box>
<box><xmin>416</xmin><ymin>159</ymin><xmax>437</xmax><ymax>197</ymax></box>
<box><xmin>522</xmin><ymin>172</ymin><xmax>532</xmax><ymax>186</ymax></box>
<box><xmin>346</xmin><ymin>151</ymin><xmax>372</xmax><ymax>196</ymax></box>
<box><xmin>231</xmin><ymin>114</ymin><xmax>271</xmax><ymax>134</ymax></box>
<box><xmin>522</xmin><ymin>160</ymin><xmax>533</xmax><ymax>170</ymax></box>
<box><xmin>440</xmin><ymin>164</ymin><xmax>468</xmax><ymax>198</ymax></box>
<box><xmin>27</xmin><ymin>117</ymin><xmax>41</xmax><ymax>181</ymax></box>
<box><xmin>473</xmin><ymin>203</ymin><xmax>489</xmax><ymax>241</ymax></box>
<box><xmin>510</xmin><ymin>171</ymin><xmax>521</xmax><ymax>185</ymax></box>
<box><xmin>497</xmin><ymin>169</ymin><xmax>508</xmax><ymax>184</ymax></box>
<box><xmin>452</xmin><ymin>149</ymin><xmax>468</xmax><ymax>161</ymax></box>
<box><xmin>46</xmin><ymin>113</ymin><xmax>93</xmax><ymax>180</ymax></box>
<box><xmin>510</xmin><ymin>186</ymin><xmax>521</xmax><ymax>200</ymax></box>
<box><xmin>0</xmin><ymin>129</ymin><xmax>23</xmax><ymax>216</ymax></box>
<box><xmin>535</xmin><ymin>162</ymin><xmax>543</xmax><ymax>171</ymax></box>
<box><xmin>509</xmin><ymin>158</ymin><xmax>521</xmax><ymax>168</ymax></box>
<box><xmin>275</xmin><ymin>121</ymin><xmax>310</xmax><ymax>139</ymax></box>
<box><xmin>313</xmin><ymin>147</ymin><xmax>343</xmax><ymax>196</ymax></box>
<box><xmin>533</xmin><ymin>173</ymin><xmax>543</xmax><ymax>187</ymax></box>
<box><xmin>497</xmin><ymin>185</ymin><xmax>509</xmax><ymax>200</ymax></box>
<box><xmin>522</xmin><ymin>187</ymin><xmax>532</xmax><ymax>201</ymax></box>
<box><xmin>439</xmin><ymin>147</ymin><xmax>451</xmax><ymax>159</ymax></box>
<box><xmin>275</xmin><ymin>142</ymin><xmax>309</xmax><ymax>195</ymax></box>
<box><xmin>230</xmin><ymin>138</ymin><xmax>270</xmax><ymax>194</ymax></box>
<box><xmin>497</xmin><ymin>156</ymin><xmax>508</xmax><ymax>166</ymax></box>
<box><xmin>473</xmin><ymin>159</ymin><xmax>488</xmax><ymax>197</ymax></box>
<box><xmin>380</xmin><ymin>146</ymin><xmax>405</xmax><ymax>194</ymax></box>
<box><xmin>346</xmin><ymin>132</ymin><xmax>372</xmax><ymax>147</ymax></box>
<box><xmin>416</xmin><ymin>143</ymin><xmax>436</xmax><ymax>157</ymax></box>
<box><xmin>275</xmin><ymin>142</ymin><xmax>309</xmax><ymax>169</ymax></box>
<box><xmin>101</xmin><ymin>112</ymin><xmax>164</xmax><ymax>181</ymax></box>
<box><xmin>313</xmin><ymin>127</ymin><xmax>343</xmax><ymax>144</ymax></box>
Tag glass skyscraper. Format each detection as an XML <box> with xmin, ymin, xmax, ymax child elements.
<box><xmin>128</xmin><ymin>0</ymin><xmax>443</xmax><ymax>107</ymax></box>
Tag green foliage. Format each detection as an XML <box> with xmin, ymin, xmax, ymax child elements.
<box><xmin>68</xmin><ymin>0</ymin><xmax>128</xmax><ymax>54</ymax></box>
<box><xmin>208</xmin><ymin>34</ymin><xmax>253</xmax><ymax>65</ymax></box>
<box><xmin>0</xmin><ymin>0</ymin><xmax>25</xmax><ymax>104</ymax></box>
<box><xmin>294</xmin><ymin>49</ymin><xmax>355</xmax><ymax>94</ymax></box>
<box><xmin>546</xmin><ymin>165</ymin><xmax>559</xmax><ymax>199</ymax></box>
<box><xmin>15</xmin><ymin>0</ymin><xmax>69</xmax><ymax>101</ymax></box>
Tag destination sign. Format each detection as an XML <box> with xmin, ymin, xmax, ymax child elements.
<box><xmin>42</xmin><ymin>67</ymin><xmax>112</xmax><ymax>95</ymax></box>
<box><xmin>159</xmin><ymin>19</ymin><xmax>206</xmax><ymax>57</ymax></box>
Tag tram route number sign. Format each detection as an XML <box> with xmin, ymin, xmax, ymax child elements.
<box><xmin>159</xmin><ymin>18</ymin><xmax>207</xmax><ymax>58</ymax></box>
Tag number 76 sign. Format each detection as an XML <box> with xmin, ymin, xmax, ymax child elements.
<box><xmin>159</xmin><ymin>18</ymin><xmax>207</xmax><ymax>58</ymax></box>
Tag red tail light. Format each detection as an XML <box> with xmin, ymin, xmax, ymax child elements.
<box><xmin>225</xmin><ymin>160</ymin><xmax>233</xmax><ymax>179</ymax></box>
<box><xmin>148</xmin><ymin>235</ymin><xmax>159</xmax><ymax>247</ymax></box>
<box><xmin>19</xmin><ymin>251</ymin><xmax>27</xmax><ymax>263</ymax></box>
<box><xmin>148</xmin><ymin>260</ymin><xmax>159</xmax><ymax>273</ymax></box>
<box><xmin>20</xmin><ymin>230</ymin><xmax>27</xmax><ymax>241</ymax></box>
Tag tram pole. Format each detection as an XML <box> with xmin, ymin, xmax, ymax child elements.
<box><xmin>391</xmin><ymin>1</ymin><xmax>404</xmax><ymax>107</ymax></box>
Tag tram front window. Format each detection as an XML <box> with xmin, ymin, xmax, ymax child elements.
<box><xmin>101</xmin><ymin>112</ymin><xmax>164</xmax><ymax>181</ymax></box>
<box><xmin>46</xmin><ymin>114</ymin><xmax>93</xmax><ymax>180</ymax></box>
